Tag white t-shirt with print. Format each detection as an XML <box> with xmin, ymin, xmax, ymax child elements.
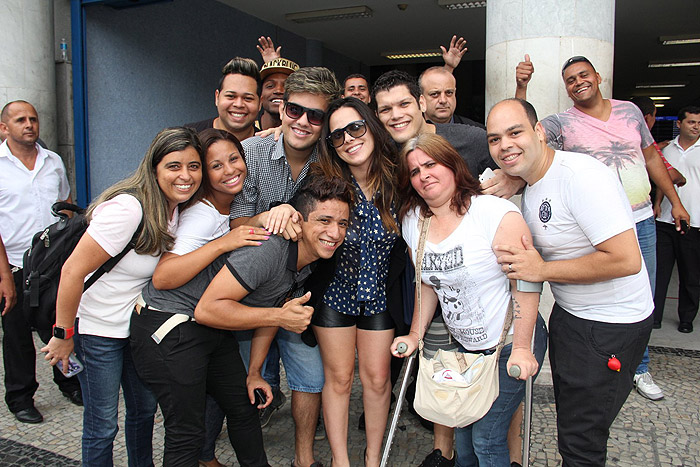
<box><xmin>522</xmin><ymin>151</ymin><xmax>652</xmax><ymax>323</ymax></box>
<box><xmin>403</xmin><ymin>195</ymin><xmax>518</xmax><ymax>350</ymax></box>
<box><xmin>77</xmin><ymin>194</ymin><xmax>178</xmax><ymax>338</ymax></box>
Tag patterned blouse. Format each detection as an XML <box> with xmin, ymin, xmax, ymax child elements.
<box><xmin>323</xmin><ymin>178</ymin><xmax>399</xmax><ymax>316</ymax></box>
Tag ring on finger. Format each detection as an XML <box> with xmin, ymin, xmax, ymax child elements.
<box><xmin>508</xmin><ymin>263</ymin><xmax>513</xmax><ymax>272</ymax></box>
<box><xmin>249</xmin><ymin>229</ymin><xmax>255</xmax><ymax>234</ymax></box>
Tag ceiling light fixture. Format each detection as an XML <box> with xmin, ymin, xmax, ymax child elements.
<box><xmin>648</xmin><ymin>60</ymin><xmax>700</xmax><ymax>68</ymax></box>
<box><xmin>383</xmin><ymin>51</ymin><xmax>443</xmax><ymax>60</ymax></box>
<box><xmin>649</xmin><ymin>97</ymin><xmax>671</xmax><ymax>101</ymax></box>
<box><xmin>660</xmin><ymin>35</ymin><xmax>700</xmax><ymax>46</ymax></box>
<box><xmin>635</xmin><ymin>83</ymin><xmax>686</xmax><ymax>89</ymax></box>
<box><xmin>654</xmin><ymin>104</ymin><xmax>665</xmax><ymax>108</ymax></box>
<box><xmin>286</xmin><ymin>6</ymin><xmax>373</xmax><ymax>23</ymax></box>
<box><xmin>437</xmin><ymin>0</ymin><xmax>487</xmax><ymax>9</ymax></box>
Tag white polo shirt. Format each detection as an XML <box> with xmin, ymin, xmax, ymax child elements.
<box><xmin>0</xmin><ymin>141</ymin><xmax>70</xmax><ymax>266</ymax></box>
<box><xmin>659</xmin><ymin>136</ymin><xmax>700</xmax><ymax>228</ymax></box>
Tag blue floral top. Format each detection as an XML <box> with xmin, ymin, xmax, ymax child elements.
<box><xmin>323</xmin><ymin>178</ymin><xmax>399</xmax><ymax>316</ymax></box>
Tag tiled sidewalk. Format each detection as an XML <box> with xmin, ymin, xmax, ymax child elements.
<box><xmin>1</xmin><ymin>268</ymin><xmax>697</xmax><ymax>466</ymax></box>
<box><xmin>0</xmin><ymin>337</ymin><xmax>698</xmax><ymax>466</ymax></box>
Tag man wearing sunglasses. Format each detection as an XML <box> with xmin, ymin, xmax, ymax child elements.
<box><xmin>230</xmin><ymin>66</ymin><xmax>341</xmax><ymax>467</ymax></box>
<box><xmin>514</xmin><ymin>55</ymin><xmax>691</xmax><ymax>406</ymax></box>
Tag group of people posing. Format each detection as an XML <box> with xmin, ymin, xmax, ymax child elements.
<box><xmin>2</xmin><ymin>34</ymin><xmax>697</xmax><ymax>467</ymax></box>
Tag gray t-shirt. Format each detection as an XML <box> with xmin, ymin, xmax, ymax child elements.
<box><xmin>142</xmin><ymin>235</ymin><xmax>313</xmax><ymax>317</ymax></box>
<box><xmin>434</xmin><ymin>123</ymin><xmax>496</xmax><ymax>179</ymax></box>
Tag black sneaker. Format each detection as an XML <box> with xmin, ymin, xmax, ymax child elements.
<box><xmin>260</xmin><ymin>388</ymin><xmax>286</xmax><ymax>428</ymax></box>
<box><xmin>419</xmin><ymin>449</ymin><xmax>454</xmax><ymax>467</ymax></box>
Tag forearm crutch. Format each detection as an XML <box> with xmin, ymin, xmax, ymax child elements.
<box><xmin>380</xmin><ymin>343</ymin><xmax>415</xmax><ymax>467</ymax></box>
<box><xmin>509</xmin><ymin>337</ymin><xmax>535</xmax><ymax>467</ymax></box>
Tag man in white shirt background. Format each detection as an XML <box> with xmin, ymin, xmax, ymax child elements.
<box><xmin>0</xmin><ymin>100</ymin><xmax>82</xmax><ymax>425</ymax></box>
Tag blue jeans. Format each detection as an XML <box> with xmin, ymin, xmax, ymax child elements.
<box><xmin>235</xmin><ymin>328</ymin><xmax>324</xmax><ymax>392</ymax></box>
<box><xmin>635</xmin><ymin>216</ymin><xmax>656</xmax><ymax>375</ymax></box>
<box><xmin>455</xmin><ymin>314</ymin><xmax>548</xmax><ymax>467</ymax></box>
<box><xmin>74</xmin><ymin>320</ymin><xmax>157</xmax><ymax>467</ymax></box>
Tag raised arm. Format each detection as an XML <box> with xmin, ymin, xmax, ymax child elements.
<box><xmin>515</xmin><ymin>54</ymin><xmax>533</xmax><ymax>100</ymax></box>
<box><xmin>256</xmin><ymin>36</ymin><xmax>281</xmax><ymax>64</ymax></box>
<box><xmin>441</xmin><ymin>35</ymin><xmax>468</xmax><ymax>73</ymax></box>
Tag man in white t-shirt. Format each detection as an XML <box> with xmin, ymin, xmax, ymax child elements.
<box><xmin>0</xmin><ymin>100</ymin><xmax>82</xmax><ymax>424</ymax></box>
<box><xmin>486</xmin><ymin>98</ymin><xmax>654</xmax><ymax>467</ymax></box>
<box><xmin>514</xmin><ymin>55</ymin><xmax>690</xmax><ymax>402</ymax></box>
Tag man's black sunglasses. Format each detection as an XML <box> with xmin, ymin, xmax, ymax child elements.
<box><xmin>326</xmin><ymin>120</ymin><xmax>367</xmax><ymax>148</ymax></box>
<box><xmin>284</xmin><ymin>101</ymin><xmax>325</xmax><ymax>126</ymax></box>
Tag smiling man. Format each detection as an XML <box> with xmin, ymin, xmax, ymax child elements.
<box><xmin>515</xmin><ymin>55</ymin><xmax>690</xmax><ymax>403</ymax></box>
<box><xmin>187</xmin><ymin>57</ymin><xmax>262</xmax><ymax>141</ymax></box>
<box><xmin>131</xmin><ymin>175</ymin><xmax>351</xmax><ymax>466</ymax></box>
<box><xmin>229</xmin><ymin>66</ymin><xmax>341</xmax><ymax>467</ymax></box>
<box><xmin>342</xmin><ymin>73</ymin><xmax>371</xmax><ymax>104</ymax></box>
<box><xmin>487</xmin><ymin>98</ymin><xmax>654</xmax><ymax>467</ymax></box>
<box><xmin>259</xmin><ymin>58</ymin><xmax>300</xmax><ymax>131</ymax></box>
<box><xmin>372</xmin><ymin>70</ymin><xmax>521</xmax><ymax>199</ymax></box>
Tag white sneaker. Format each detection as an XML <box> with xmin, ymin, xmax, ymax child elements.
<box><xmin>634</xmin><ymin>372</ymin><xmax>664</xmax><ymax>400</ymax></box>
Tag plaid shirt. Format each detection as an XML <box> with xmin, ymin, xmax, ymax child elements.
<box><xmin>230</xmin><ymin>134</ymin><xmax>318</xmax><ymax>220</ymax></box>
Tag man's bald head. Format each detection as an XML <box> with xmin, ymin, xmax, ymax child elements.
<box><xmin>0</xmin><ymin>100</ymin><xmax>40</xmax><ymax>149</ymax></box>
<box><xmin>419</xmin><ymin>67</ymin><xmax>457</xmax><ymax>124</ymax></box>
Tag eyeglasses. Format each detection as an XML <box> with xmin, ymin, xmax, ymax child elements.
<box><xmin>326</xmin><ymin>120</ymin><xmax>367</xmax><ymax>148</ymax></box>
<box><xmin>284</xmin><ymin>101</ymin><xmax>325</xmax><ymax>126</ymax></box>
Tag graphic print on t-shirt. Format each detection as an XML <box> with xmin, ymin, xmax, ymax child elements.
<box><xmin>422</xmin><ymin>246</ymin><xmax>487</xmax><ymax>345</ymax></box>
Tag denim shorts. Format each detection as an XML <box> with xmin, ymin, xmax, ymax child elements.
<box><xmin>234</xmin><ymin>328</ymin><xmax>324</xmax><ymax>393</ymax></box>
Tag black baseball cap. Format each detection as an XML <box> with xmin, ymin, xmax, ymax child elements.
<box><xmin>561</xmin><ymin>56</ymin><xmax>594</xmax><ymax>75</ymax></box>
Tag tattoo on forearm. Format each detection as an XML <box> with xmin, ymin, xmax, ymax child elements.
<box><xmin>512</xmin><ymin>298</ymin><xmax>522</xmax><ymax>320</ymax></box>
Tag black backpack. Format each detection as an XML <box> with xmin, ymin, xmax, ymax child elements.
<box><xmin>22</xmin><ymin>201</ymin><xmax>139</xmax><ymax>330</ymax></box>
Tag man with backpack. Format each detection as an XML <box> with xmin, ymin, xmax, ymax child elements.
<box><xmin>0</xmin><ymin>100</ymin><xmax>82</xmax><ymax>424</ymax></box>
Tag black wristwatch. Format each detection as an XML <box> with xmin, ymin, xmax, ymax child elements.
<box><xmin>52</xmin><ymin>325</ymin><xmax>75</xmax><ymax>340</ymax></box>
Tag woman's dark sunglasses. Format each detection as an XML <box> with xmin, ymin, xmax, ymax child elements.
<box><xmin>326</xmin><ymin>120</ymin><xmax>367</xmax><ymax>148</ymax></box>
<box><xmin>284</xmin><ymin>101</ymin><xmax>325</xmax><ymax>126</ymax></box>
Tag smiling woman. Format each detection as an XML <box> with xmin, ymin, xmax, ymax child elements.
<box><xmin>41</xmin><ymin>127</ymin><xmax>205</xmax><ymax>466</ymax></box>
<box><xmin>313</xmin><ymin>97</ymin><xmax>402</xmax><ymax>467</ymax></box>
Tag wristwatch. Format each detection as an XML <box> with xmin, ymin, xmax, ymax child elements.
<box><xmin>52</xmin><ymin>325</ymin><xmax>75</xmax><ymax>340</ymax></box>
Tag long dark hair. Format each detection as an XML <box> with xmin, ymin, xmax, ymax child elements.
<box><xmin>317</xmin><ymin>97</ymin><xmax>399</xmax><ymax>233</ymax></box>
<box><xmin>398</xmin><ymin>133</ymin><xmax>481</xmax><ymax>220</ymax></box>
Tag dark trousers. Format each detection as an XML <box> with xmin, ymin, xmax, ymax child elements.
<box><xmin>654</xmin><ymin>221</ymin><xmax>700</xmax><ymax>325</ymax></box>
<box><xmin>130</xmin><ymin>308</ymin><xmax>268</xmax><ymax>467</ymax></box>
<box><xmin>549</xmin><ymin>304</ymin><xmax>651</xmax><ymax>467</ymax></box>
<box><xmin>1</xmin><ymin>268</ymin><xmax>80</xmax><ymax>412</ymax></box>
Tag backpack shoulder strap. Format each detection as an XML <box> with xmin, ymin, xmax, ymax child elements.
<box><xmin>83</xmin><ymin>219</ymin><xmax>144</xmax><ymax>291</ymax></box>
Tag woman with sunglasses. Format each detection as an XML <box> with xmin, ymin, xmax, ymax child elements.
<box><xmin>313</xmin><ymin>97</ymin><xmax>401</xmax><ymax>467</ymax></box>
<box><xmin>391</xmin><ymin>133</ymin><xmax>547</xmax><ymax>467</ymax></box>
<box><xmin>42</xmin><ymin>127</ymin><xmax>204</xmax><ymax>466</ymax></box>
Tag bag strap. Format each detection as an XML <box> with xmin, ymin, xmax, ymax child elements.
<box><xmin>415</xmin><ymin>214</ymin><xmax>431</xmax><ymax>349</ymax></box>
<box><xmin>83</xmin><ymin>220</ymin><xmax>143</xmax><ymax>292</ymax></box>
